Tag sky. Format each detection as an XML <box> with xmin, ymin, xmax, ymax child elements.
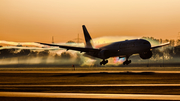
<box><xmin>1</xmin><ymin>0</ymin><xmax>180</xmax><ymax>43</ymax></box>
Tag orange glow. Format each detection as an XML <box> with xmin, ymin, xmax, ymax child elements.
<box><xmin>1</xmin><ymin>0</ymin><xmax>180</xmax><ymax>42</ymax></box>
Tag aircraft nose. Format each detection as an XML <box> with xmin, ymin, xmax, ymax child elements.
<box><xmin>146</xmin><ymin>41</ymin><xmax>151</xmax><ymax>49</ymax></box>
<box><xmin>141</xmin><ymin>40</ymin><xmax>151</xmax><ymax>50</ymax></box>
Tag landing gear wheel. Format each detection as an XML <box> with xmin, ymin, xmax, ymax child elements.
<box><xmin>105</xmin><ymin>60</ymin><xmax>108</xmax><ymax>64</ymax></box>
<box><xmin>123</xmin><ymin>60</ymin><xmax>131</xmax><ymax>65</ymax></box>
<box><xmin>127</xmin><ymin>60</ymin><xmax>131</xmax><ymax>65</ymax></box>
<box><xmin>100</xmin><ymin>60</ymin><xmax>108</xmax><ymax>65</ymax></box>
<box><xmin>100</xmin><ymin>62</ymin><xmax>103</xmax><ymax>65</ymax></box>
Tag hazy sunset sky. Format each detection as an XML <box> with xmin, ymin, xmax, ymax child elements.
<box><xmin>1</xmin><ymin>0</ymin><xmax>180</xmax><ymax>43</ymax></box>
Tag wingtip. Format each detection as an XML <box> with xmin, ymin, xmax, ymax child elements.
<box><xmin>35</xmin><ymin>42</ymin><xmax>40</xmax><ymax>43</ymax></box>
<box><xmin>165</xmin><ymin>42</ymin><xmax>170</xmax><ymax>45</ymax></box>
<box><xmin>35</xmin><ymin>42</ymin><xmax>44</xmax><ymax>44</ymax></box>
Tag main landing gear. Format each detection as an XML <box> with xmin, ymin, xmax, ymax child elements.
<box><xmin>123</xmin><ymin>60</ymin><xmax>131</xmax><ymax>65</ymax></box>
<box><xmin>123</xmin><ymin>56</ymin><xmax>131</xmax><ymax>65</ymax></box>
<box><xmin>100</xmin><ymin>59</ymin><xmax>108</xmax><ymax>65</ymax></box>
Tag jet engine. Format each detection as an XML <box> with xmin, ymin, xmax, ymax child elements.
<box><xmin>98</xmin><ymin>50</ymin><xmax>110</xmax><ymax>59</ymax></box>
<box><xmin>139</xmin><ymin>50</ymin><xmax>152</xmax><ymax>59</ymax></box>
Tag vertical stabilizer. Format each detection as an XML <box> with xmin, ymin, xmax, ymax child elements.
<box><xmin>82</xmin><ymin>25</ymin><xmax>93</xmax><ymax>48</ymax></box>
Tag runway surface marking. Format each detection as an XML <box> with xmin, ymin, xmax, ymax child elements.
<box><xmin>0</xmin><ymin>71</ymin><xmax>180</xmax><ymax>73</ymax></box>
<box><xmin>0</xmin><ymin>92</ymin><xmax>180</xmax><ymax>100</ymax></box>
<box><xmin>1</xmin><ymin>84</ymin><xmax>180</xmax><ymax>87</ymax></box>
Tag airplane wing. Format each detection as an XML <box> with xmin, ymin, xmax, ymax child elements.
<box><xmin>0</xmin><ymin>46</ymin><xmax>60</xmax><ymax>50</ymax></box>
<box><xmin>151</xmin><ymin>42</ymin><xmax>170</xmax><ymax>49</ymax></box>
<box><xmin>36</xmin><ymin>42</ymin><xmax>99</xmax><ymax>52</ymax></box>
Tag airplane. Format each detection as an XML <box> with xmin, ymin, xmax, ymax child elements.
<box><xmin>37</xmin><ymin>25</ymin><xmax>170</xmax><ymax>65</ymax></box>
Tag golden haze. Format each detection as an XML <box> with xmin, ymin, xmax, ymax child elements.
<box><xmin>0</xmin><ymin>0</ymin><xmax>180</xmax><ymax>42</ymax></box>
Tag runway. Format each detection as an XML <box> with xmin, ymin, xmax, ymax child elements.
<box><xmin>1</xmin><ymin>84</ymin><xmax>180</xmax><ymax>87</ymax></box>
<box><xmin>0</xmin><ymin>92</ymin><xmax>180</xmax><ymax>100</ymax></box>
<box><xmin>0</xmin><ymin>70</ymin><xmax>180</xmax><ymax>73</ymax></box>
<box><xmin>1</xmin><ymin>69</ymin><xmax>180</xmax><ymax>100</ymax></box>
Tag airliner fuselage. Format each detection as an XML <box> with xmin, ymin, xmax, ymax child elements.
<box><xmin>86</xmin><ymin>39</ymin><xmax>151</xmax><ymax>59</ymax></box>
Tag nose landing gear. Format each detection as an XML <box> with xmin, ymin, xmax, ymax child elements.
<box><xmin>123</xmin><ymin>55</ymin><xmax>131</xmax><ymax>65</ymax></box>
<box><xmin>100</xmin><ymin>59</ymin><xmax>108</xmax><ymax>65</ymax></box>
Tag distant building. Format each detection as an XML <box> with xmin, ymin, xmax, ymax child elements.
<box><xmin>17</xmin><ymin>44</ymin><xmax>22</xmax><ymax>47</ymax></box>
<box><xmin>66</xmin><ymin>40</ymin><xmax>75</xmax><ymax>43</ymax></box>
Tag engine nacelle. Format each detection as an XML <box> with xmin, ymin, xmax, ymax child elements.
<box><xmin>98</xmin><ymin>50</ymin><xmax>110</xmax><ymax>59</ymax></box>
<box><xmin>139</xmin><ymin>50</ymin><xmax>152</xmax><ymax>59</ymax></box>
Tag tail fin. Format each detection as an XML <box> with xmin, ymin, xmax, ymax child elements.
<box><xmin>82</xmin><ymin>25</ymin><xmax>93</xmax><ymax>48</ymax></box>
